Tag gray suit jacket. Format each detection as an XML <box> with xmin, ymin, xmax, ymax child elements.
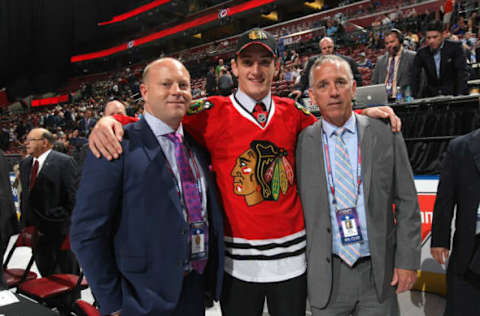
<box><xmin>296</xmin><ymin>114</ymin><xmax>421</xmax><ymax>309</ymax></box>
<box><xmin>371</xmin><ymin>49</ymin><xmax>416</xmax><ymax>91</ymax></box>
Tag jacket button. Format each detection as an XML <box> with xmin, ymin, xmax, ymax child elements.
<box><xmin>326</xmin><ymin>257</ymin><xmax>331</xmax><ymax>263</ymax></box>
<box><xmin>327</xmin><ymin>228</ymin><xmax>331</xmax><ymax>234</ymax></box>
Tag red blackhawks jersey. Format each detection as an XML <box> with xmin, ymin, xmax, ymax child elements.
<box><xmin>183</xmin><ymin>95</ymin><xmax>317</xmax><ymax>282</ymax></box>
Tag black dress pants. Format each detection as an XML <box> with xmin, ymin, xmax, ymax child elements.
<box><xmin>444</xmin><ymin>253</ymin><xmax>480</xmax><ymax>315</ymax></box>
<box><xmin>220</xmin><ymin>272</ymin><xmax>307</xmax><ymax>316</ymax></box>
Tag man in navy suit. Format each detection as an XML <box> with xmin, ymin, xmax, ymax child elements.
<box><xmin>411</xmin><ymin>20</ymin><xmax>467</xmax><ymax>98</ymax></box>
<box><xmin>431</xmin><ymin>128</ymin><xmax>480</xmax><ymax>315</ymax></box>
<box><xmin>71</xmin><ymin>58</ymin><xmax>224</xmax><ymax>316</ymax></box>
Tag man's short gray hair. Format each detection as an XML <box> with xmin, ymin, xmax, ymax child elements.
<box><xmin>309</xmin><ymin>55</ymin><xmax>354</xmax><ymax>88</ymax></box>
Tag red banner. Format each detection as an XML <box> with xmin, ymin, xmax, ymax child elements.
<box><xmin>31</xmin><ymin>94</ymin><xmax>69</xmax><ymax>107</ymax></box>
<box><xmin>0</xmin><ymin>90</ymin><xmax>8</xmax><ymax>108</ymax></box>
<box><xmin>71</xmin><ymin>0</ymin><xmax>276</xmax><ymax>63</ymax></box>
<box><xmin>99</xmin><ymin>0</ymin><xmax>172</xmax><ymax>26</ymax></box>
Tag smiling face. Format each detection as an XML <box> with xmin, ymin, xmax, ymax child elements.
<box><xmin>140</xmin><ymin>58</ymin><xmax>192</xmax><ymax>129</ymax></box>
<box><xmin>309</xmin><ymin>59</ymin><xmax>355</xmax><ymax>127</ymax></box>
<box><xmin>232</xmin><ymin>44</ymin><xmax>278</xmax><ymax>101</ymax></box>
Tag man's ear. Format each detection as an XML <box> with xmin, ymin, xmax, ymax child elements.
<box><xmin>274</xmin><ymin>59</ymin><xmax>281</xmax><ymax>77</ymax></box>
<box><xmin>351</xmin><ymin>79</ymin><xmax>357</xmax><ymax>96</ymax></box>
<box><xmin>140</xmin><ymin>83</ymin><xmax>148</xmax><ymax>103</ymax></box>
<box><xmin>232</xmin><ymin>59</ymin><xmax>239</xmax><ymax>78</ymax></box>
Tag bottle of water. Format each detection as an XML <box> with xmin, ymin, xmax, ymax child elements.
<box><xmin>395</xmin><ymin>86</ymin><xmax>403</xmax><ymax>102</ymax></box>
<box><xmin>404</xmin><ymin>86</ymin><xmax>413</xmax><ymax>103</ymax></box>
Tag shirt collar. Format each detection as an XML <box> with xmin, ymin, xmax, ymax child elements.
<box><xmin>432</xmin><ymin>41</ymin><xmax>445</xmax><ymax>55</ymax></box>
<box><xmin>35</xmin><ymin>149</ymin><xmax>52</xmax><ymax>165</ymax></box>
<box><xmin>235</xmin><ymin>88</ymin><xmax>272</xmax><ymax>113</ymax></box>
<box><xmin>322</xmin><ymin>113</ymin><xmax>356</xmax><ymax>137</ymax></box>
<box><xmin>144</xmin><ymin>111</ymin><xmax>184</xmax><ymax>138</ymax></box>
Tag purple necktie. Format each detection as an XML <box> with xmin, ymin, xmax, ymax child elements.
<box><xmin>165</xmin><ymin>132</ymin><xmax>207</xmax><ymax>274</ymax></box>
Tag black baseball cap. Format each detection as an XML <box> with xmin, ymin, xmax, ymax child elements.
<box><xmin>236</xmin><ymin>28</ymin><xmax>277</xmax><ymax>57</ymax></box>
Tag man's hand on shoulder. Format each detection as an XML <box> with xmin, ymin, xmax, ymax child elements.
<box><xmin>289</xmin><ymin>90</ymin><xmax>303</xmax><ymax>100</ymax></box>
<box><xmin>390</xmin><ymin>268</ymin><xmax>417</xmax><ymax>294</ymax></box>
<box><xmin>361</xmin><ymin>106</ymin><xmax>401</xmax><ymax>132</ymax></box>
<box><xmin>89</xmin><ymin>116</ymin><xmax>124</xmax><ymax>160</ymax></box>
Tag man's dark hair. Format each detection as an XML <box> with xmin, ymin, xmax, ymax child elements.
<box><xmin>386</xmin><ymin>29</ymin><xmax>404</xmax><ymax>43</ymax></box>
<box><xmin>426</xmin><ymin>20</ymin><xmax>444</xmax><ymax>33</ymax></box>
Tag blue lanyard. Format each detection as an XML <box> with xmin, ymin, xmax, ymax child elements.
<box><xmin>322</xmin><ymin>127</ymin><xmax>362</xmax><ymax>209</ymax></box>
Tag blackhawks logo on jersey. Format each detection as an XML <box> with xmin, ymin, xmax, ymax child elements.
<box><xmin>187</xmin><ymin>99</ymin><xmax>214</xmax><ymax>115</ymax></box>
<box><xmin>294</xmin><ymin>101</ymin><xmax>311</xmax><ymax>116</ymax></box>
<box><xmin>231</xmin><ymin>140</ymin><xmax>294</xmax><ymax>206</ymax></box>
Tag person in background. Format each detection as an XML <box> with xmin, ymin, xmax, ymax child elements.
<box><xmin>291</xmin><ymin>37</ymin><xmax>362</xmax><ymax>100</ymax></box>
<box><xmin>431</xmin><ymin>128</ymin><xmax>480</xmax><ymax>315</ymax></box>
<box><xmin>371</xmin><ymin>29</ymin><xmax>416</xmax><ymax>100</ymax></box>
<box><xmin>357</xmin><ymin>52</ymin><xmax>373</xmax><ymax>69</ymax></box>
<box><xmin>411</xmin><ymin>20</ymin><xmax>467</xmax><ymax>98</ymax></box>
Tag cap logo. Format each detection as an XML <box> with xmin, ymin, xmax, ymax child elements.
<box><xmin>248</xmin><ymin>30</ymin><xmax>268</xmax><ymax>40</ymax></box>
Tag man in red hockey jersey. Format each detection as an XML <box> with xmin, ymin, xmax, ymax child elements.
<box><xmin>88</xmin><ymin>28</ymin><xmax>401</xmax><ymax>316</ymax></box>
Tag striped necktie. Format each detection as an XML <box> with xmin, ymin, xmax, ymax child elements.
<box><xmin>333</xmin><ymin>128</ymin><xmax>360</xmax><ymax>266</ymax></box>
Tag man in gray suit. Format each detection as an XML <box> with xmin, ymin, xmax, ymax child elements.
<box><xmin>296</xmin><ymin>55</ymin><xmax>420</xmax><ymax>315</ymax></box>
<box><xmin>371</xmin><ymin>29</ymin><xmax>416</xmax><ymax>100</ymax></box>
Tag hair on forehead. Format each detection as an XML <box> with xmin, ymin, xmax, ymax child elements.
<box><xmin>142</xmin><ymin>57</ymin><xmax>189</xmax><ymax>83</ymax></box>
<box><xmin>309</xmin><ymin>55</ymin><xmax>353</xmax><ymax>88</ymax></box>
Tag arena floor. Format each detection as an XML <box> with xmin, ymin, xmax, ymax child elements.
<box><xmin>5</xmin><ymin>236</ymin><xmax>446</xmax><ymax>315</ymax></box>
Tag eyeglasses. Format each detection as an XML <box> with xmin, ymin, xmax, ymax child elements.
<box><xmin>25</xmin><ymin>138</ymin><xmax>43</xmax><ymax>143</ymax></box>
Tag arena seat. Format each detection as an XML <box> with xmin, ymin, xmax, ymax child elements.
<box><xmin>74</xmin><ymin>300</ymin><xmax>100</xmax><ymax>316</ymax></box>
<box><xmin>3</xmin><ymin>226</ymin><xmax>39</xmax><ymax>288</ymax></box>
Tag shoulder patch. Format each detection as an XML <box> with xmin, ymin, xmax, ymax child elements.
<box><xmin>188</xmin><ymin>99</ymin><xmax>214</xmax><ymax>115</ymax></box>
<box><xmin>294</xmin><ymin>101</ymin><xmax>311</xmax><ymax>116</ymax></box>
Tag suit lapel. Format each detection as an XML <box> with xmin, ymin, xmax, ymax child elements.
<box><xmin>134</xmin><ymin>118</ymin><xmax>184</xmax><ymax>217</ymax></box>
<box><xmin>356</xmin><ymin>114</ymin><xmax>372</xmax><ymax>209</ymax></box>
<box><xmin>379</xmin><ymin>56</ymin><xmax>388</xmax><ymax>82</ymax></box>
<box><xmin>310</xmin><ymin>120</ymin><xmax>330</xmax><ymax>228</ymax></box>
<box><xmin>36</xmin><ymin>151</ymin><xmax>53</xmax><ymax>181</ymax></box>
<box><xmin>397</xmin><ymin>51</ymin><xmax>405</xmax><ymax>84</ymax></box>
<box><xmin>136</xmin><ymin>119</ymin><xmax>162</xmax><ymax>162</ymax></box>
<box><xmin>426</xmin><ymin>51</ymin><xmax>438</xmax><ymax>81</ymax></box>
<box><xmin>468</xmin><ymin>129</ymin><xmax>480</xmax><ymax>175</ymax></box>
<box><xmin>439</xmin><ymin>43</ymin><xmax>447</xmax><ymax>80</ymax></box>
<box><xmin>22</xmin><ymin>156</ymin><xmax>33</xmax><ymax>191</ymax></box>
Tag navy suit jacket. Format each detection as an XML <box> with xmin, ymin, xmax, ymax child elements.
<box><xmin>431</xmin><ymin>129</ymin><xmax>480</xmax><ymax>275</ymax></box>
<box><xmin>71</xmin><ymin>118</ymin><xmax>224</xmax><ymax>316</ymax></box>
<box><xmin>411</xmin><ymin>39</ymin><xmax>467</xmax><ymax>98</ymax></box>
